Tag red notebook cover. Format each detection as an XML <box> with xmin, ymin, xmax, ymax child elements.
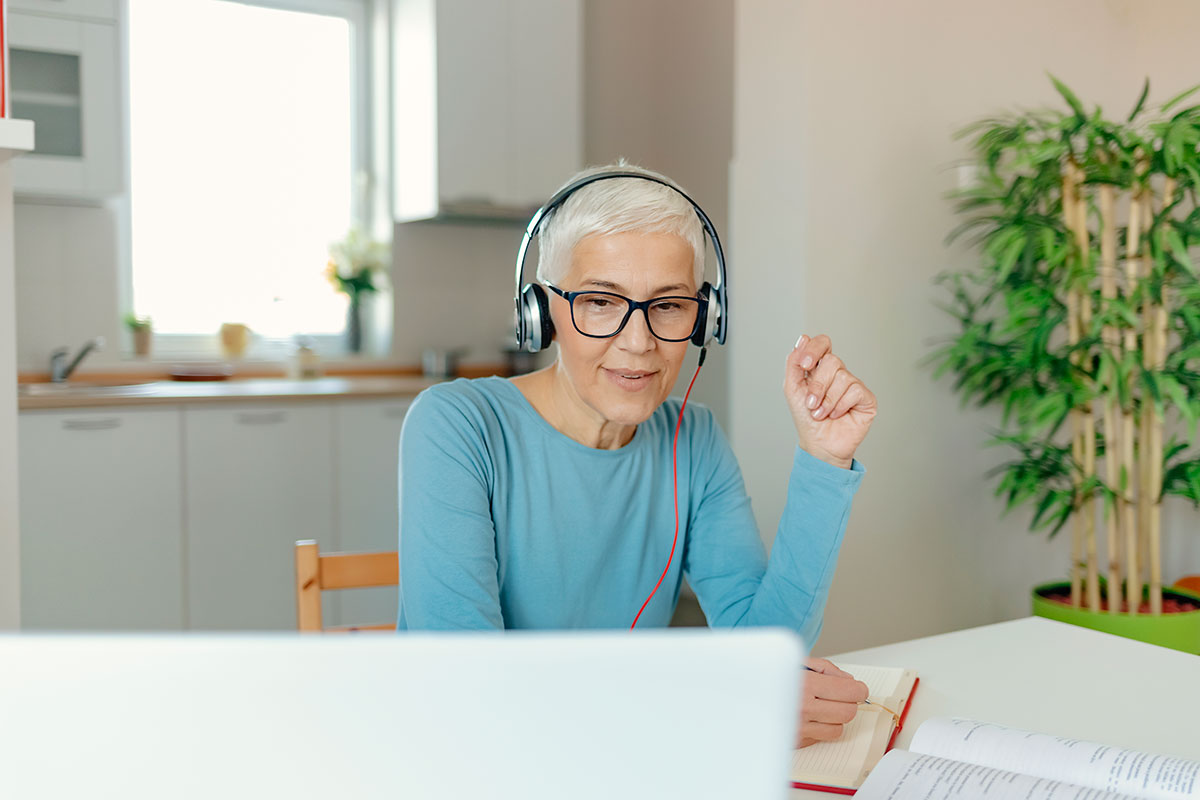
<box><xmin>790</xmin><ymin>675</ymin><xmax>920</xmax><ymax>795</ymax></box>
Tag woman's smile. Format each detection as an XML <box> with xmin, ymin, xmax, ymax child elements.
<box><xmin>603</xmin><ymin>367</ymin><xmax>660</xmax><ymax>391</ymax></box>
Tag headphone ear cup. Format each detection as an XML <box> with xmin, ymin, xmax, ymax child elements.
<box><xmin>520</xmin><ymin>284</ymin><xmax>554</xmax><ymax>353</ymax></box>
<box><xmin>692</xmin><ymin>282</ymin><xmax>718</xmax><ymax>347</ymax></box>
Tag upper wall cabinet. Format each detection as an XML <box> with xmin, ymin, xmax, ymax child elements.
<box><xmin>8</xmin><ymin>0</ymin><xmax>118</xmax><ymax>22</ymax></box>
<box><xmin>8</xmin><ymin>7</ymin><xmax>122</xmax><ymax>200</ymax></box>
<box><xmin>392</xmin><ymin>0</ymin><xmax>582</xmax><ymax>222</ymax></box>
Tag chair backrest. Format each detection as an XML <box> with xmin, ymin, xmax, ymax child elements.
<box><xmin>294</xmin><ymin>539</ymin><xmax>398</xmax><ymax>632</ymax></box>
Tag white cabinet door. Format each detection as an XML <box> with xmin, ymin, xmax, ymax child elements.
<box><xmin>328</xmin><ymin>398</ymin><xmax>410</xmax><ymax>628</ymax></box>
<box><xmin>184</xmin><ymin>404</ymin><xmax>334</xmax><ymax>630</ymax></box>
<box><xmin>18</xmin><ymin>407</ymin><xmax>185</xmax><ymax>630</ymax></box>
<box><xmin>500</xmin><ymin>0</ymin><xmax>582</xmax><ymax>208</ymax></box>
<box><xmin>9</xmin><ymin>11</ymin><xmax>122</xmax><ymax>199</ymax></box>
<box><xmin>393</xmin><ymin>0</ymin><xmax>582</xmax><ymax>220</ymax></box>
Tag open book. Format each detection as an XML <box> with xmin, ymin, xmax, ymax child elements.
<box><xmin>791</xmin><ymin>664</ymin><xmax>919</xmax><ymax>793</ymax></box>
<box><xmin>857</xmin><ymin>717</ymin><xmax>1200</xmax><ymax>799</ymax></box>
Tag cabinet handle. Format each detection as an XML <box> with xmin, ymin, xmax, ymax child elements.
<box><xmin>235</xmin><ymin>411</ymin><xmax>287</xmax><ymax>426</ymax></box>
<box><xmin>62</xmin><ymin>418</ymin><xmax>122</xmax><ymax>431</ymax></box>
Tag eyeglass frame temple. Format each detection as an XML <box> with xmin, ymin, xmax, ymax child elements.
<box><xmin>543</xmin><ymin>283</ymin><xmax>705</xmax><ymax>342</ymax></box>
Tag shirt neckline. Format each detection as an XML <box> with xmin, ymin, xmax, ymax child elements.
<box><xmin>490</xmin><ymin>376</ymin><xmax>652</xmax><ymax>457</ymax></box>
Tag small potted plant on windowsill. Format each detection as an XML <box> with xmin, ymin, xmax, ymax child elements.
<box><xmin>124</xmin><ymin>313</ymin><xmax>153</xmax><ymax>358</ymax></box>
<box><xmin>932</xmin><ymin>77</ymin><xmax>1200</xmax><ymax>653</ymax></box>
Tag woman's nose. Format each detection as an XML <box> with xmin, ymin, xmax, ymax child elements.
<box><xmin>616</xmin><ymin>307</ymin><xmax>656</xmax><ymax>352</ymax></box>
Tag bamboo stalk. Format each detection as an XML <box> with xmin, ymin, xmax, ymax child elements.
<box><xmin>1075</xmin><ymin>165</ymin><xmax>1101</xmax><ymax>613</ymax></box>
<box><xmin>1063</xmin><ymin>167</ymin><xmax>1085</xmax><ymax>608</ymax></box>
<box><xmin>1064</xmin><ymin>163</ymin><xmax>1099</xmax><ymax>611</ymax></box>
<box><xmin>1137</xmin><ymin>189</ymin><xmax>1156</xmax><ymax>614</ymax></box>
<box><xmin>1099</xmin><ymin>182</ymin><xmax>1121</xmax><ymax>613</ymax></box>
<box><xmin>1122</xmin><ymin>188</ymin><xmax>1143</xmax><ymax>615</ymax></box>
<box><xmin>1147</xmin><ymin>177</ymin><xmax>1175</xmax><ymax>615</ymax></box>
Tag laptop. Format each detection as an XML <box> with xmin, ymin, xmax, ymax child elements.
<box><xmin>0</xmin><ymin>628</ymin><xmax>803</xmax><ymax>799</ymax></box>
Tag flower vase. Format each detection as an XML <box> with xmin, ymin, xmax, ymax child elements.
<box><xmin>346</xmin><ymin>294</ymin><xmax>364</xmax><ymax>354</ymax></box>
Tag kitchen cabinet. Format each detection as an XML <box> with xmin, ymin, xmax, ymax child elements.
<box><xmin>18</xmin><ymin>407</ymin><xmax>185</xmax><ymax>630</ymax></box>
<box><xmin>9</xmin><ymin>8</ymin><xmax>122</xmax><ymax>199</ymax></box>
<box><xmin>17</xmin><ymin>390</ymin><xmax>417</xmax><ymax>632</ymax></box>
<box><xmin>328</xmin><ymin>398</ymin><xmax>410</xmax><ymax>627</ymax></box>
<box><xmin>392</xmin><ymin>0</ymin><xmax>582</xmax><ymax>221</ymax></box>
<box><xmin>184</xmin><ymin>404</ymin><xmax>335</xmax><ymax>630</ymax></box>
<box><xmin>9</xmin><ymin>0</ymin><xmax>118</xmax><ymax>21</ymax></box>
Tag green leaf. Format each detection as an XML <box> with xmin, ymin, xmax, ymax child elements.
<box><xmin>1166</xmin><ymin>226</ymin><xmax>1196</xmax><ymax>277</ymax></box>
<box><xmin>1049</xmin><ymin>73</ymin><xmax>1086</xmax><ymax>120</ymax></box>
<box><xmin>1162</xmin><ymin>83</ymin><xmax>1200</xmax><ymax>112</ymax></box>
<box><xmin>1128</xmin><ymin>78</ymin><xmax>1151</xmax><ymax>122</ymax></box>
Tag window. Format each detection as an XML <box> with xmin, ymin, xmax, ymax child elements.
<box><xmin>127</xmin><ymin>0</ymin><xmax>374</xmax><ymax>354</ymax></box>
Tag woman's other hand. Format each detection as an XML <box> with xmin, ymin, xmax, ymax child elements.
<box><xmin>784</xmin><ymin>334</ymin><xmax>877</xmax><ymax>468</ymax></box>
<box><xmin>796</xmin><ymin>657</ymin><xmax>869</xmax><ymax>747</ymax></box>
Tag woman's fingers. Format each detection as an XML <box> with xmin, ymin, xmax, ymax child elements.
<box><xmin>796</xmin><ymin>722</ymin><xmax>849</xmax><ymax>746</ymax></box>
<box><xmin>796</xmin><ymin>668</ymin><xmax>870</xmax><ymax>746</ymax></box>
<box><xmin>812</xmin><ymin>369</ymin><xmax>853</xmax><ymax>421</ymax></box>
<box><xmin>805</xmin><ymin>697</ymin><xmax>860</xmax><ymax>726</ymax></box>
<box><xmin>804</xmin><ymin>657</ymin><xmax>851</xmax><ymax>678</ymax></box>
<box><xmin>801</xmin><ymin>353</ymin><xmax>844</xmax><ymax>413</ymax></box>
<box><xmin>790</xmin><ymin>334</ymin><xmax>832</xmax><ymax>374</ymax></box>
<box><xmin>806</xmin><ymin>671</ymin><xmax>869</xmax><ymax>704</ymax></box>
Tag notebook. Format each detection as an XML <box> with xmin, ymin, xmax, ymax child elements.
<box><xmin>857</xmin><ymin>717</ymin><xmax>1200</xmax><ymax>799</ymax></box>
<box><xmin>791</xmin><ymin>663</ymin><xmax>920</xmax><ymax>793</ymax></box>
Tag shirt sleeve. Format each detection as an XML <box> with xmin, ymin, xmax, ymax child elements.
<box><xmin>397</xmin><ymin>386</ymin><xmax>505</xmax><ymax>630</ymax></box>
<box><xmin>681</xmin><ymin>410</ymin><xmax>864</xmax><ymax>647</ymax></box>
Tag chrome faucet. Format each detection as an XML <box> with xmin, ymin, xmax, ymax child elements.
<box><xmin>50</xmin><ymin>337</ymin><xmax>104</xmax><ymax>383</ymax></box>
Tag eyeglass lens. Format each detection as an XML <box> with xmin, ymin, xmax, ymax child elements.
<box><xmin>571</xmin><ymin>292</ymin><xmax>699</xmax><ymax>340</ymax></box>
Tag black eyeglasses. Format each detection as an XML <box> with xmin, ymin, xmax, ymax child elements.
<box><xmin>545</xmin><ymin>283</ymin><xmax>703</xmax><ymax>342</ymax></box>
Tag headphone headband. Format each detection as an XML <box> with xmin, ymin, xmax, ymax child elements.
<box><xmin>514</xmin><ymin>171</ymin><xmax>729</xmax><ymax>352</ymax></box>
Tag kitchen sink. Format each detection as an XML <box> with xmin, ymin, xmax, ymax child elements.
<box><xmin>18</xmin><ymin>381</ymin><xmax>161</xmax><ymax>396</ymax></box>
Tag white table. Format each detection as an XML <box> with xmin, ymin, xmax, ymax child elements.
<box><xmin>792</xmin><ymin>616</ymin><xmax>1200</xmax><ymax>798</ymax></box>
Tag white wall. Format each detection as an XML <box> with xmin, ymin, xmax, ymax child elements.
<box><xmin>14</xmin><ymin>201</ymin><xmax>123</xmax><ymax>372</ymax></box>
<box><xmin>731</xmin><ymin>0</ymin><xmax>1200</xmax><ymax>655</ymax></box>
<box><xmin>0</xmin><ymin>162</ymin><xmax>21</xmax><ymax>628</ymax></box>
<box><xmin>583</xmin><ymin>0</ymin><xmax>734</xmax><ymax>425</ymax></box>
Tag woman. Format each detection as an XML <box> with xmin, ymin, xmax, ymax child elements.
<box><xmin>398</xmin><ymin>163</ymin><xmax>878</xmax><ymax>746</ymax></box>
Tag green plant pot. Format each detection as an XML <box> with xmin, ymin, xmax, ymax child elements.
<box><xmin>1032</xmin><ymin>581</ymin><xmax>1200</xmax><ymax>655</ymax></box>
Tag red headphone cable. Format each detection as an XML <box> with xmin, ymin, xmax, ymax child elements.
<box><xmin>630</xmin><ymin>347</ymin><xmax>707</xmax><ymax>629</ymax></box>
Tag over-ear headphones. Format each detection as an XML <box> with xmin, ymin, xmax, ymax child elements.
<box><xmin>514</xmin><ymin>171</ymin><xmax>729</xmax><ymax>353</ymax></box>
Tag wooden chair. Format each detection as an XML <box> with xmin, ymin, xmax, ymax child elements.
<box><xmin>294</xmin><ymin>539</ymin><xmax>398</xmax><ymax>632</ymax></box>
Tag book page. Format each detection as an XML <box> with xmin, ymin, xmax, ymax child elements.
<box><xmin>910</xmin><ymin>718</ymin><xmax>1200</xmax><ymax>799</ymax></box>
<box><xmin>857</xmin><ymin>749</ymin><xmax>1140</xmax><ymax>800</ymax></box>
<box><xmin>790</xmin><ymin>664</ymin><xmax>914</xmax><ymax>787</ymax></box>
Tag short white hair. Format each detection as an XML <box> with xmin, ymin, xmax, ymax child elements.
<box><xmin>535</xmin><ymin>161</ymin><xmax>706</xmax><ymax>289</ymax></box>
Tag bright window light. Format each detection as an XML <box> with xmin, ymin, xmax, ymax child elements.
<box><xmin>129</xmin><ymin>0</ymin><xmax>355</xmax><ymax>338</ymax></box>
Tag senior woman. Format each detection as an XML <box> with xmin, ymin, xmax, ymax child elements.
<box><xmin>397</xmin><ymin>163</ymin><xmax>877</xmax><ymax>747</ymax></box>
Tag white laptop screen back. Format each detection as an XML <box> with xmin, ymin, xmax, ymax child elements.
<box><xmin>0</xmin><ymin>628</ymin><xmax>803</xmax><ymax>800</ymax></box>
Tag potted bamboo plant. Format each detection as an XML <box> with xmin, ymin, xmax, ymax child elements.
<box><xmin>933</xmin><ymin>77</ymin><xmax>1200</xmax><ymax>653</ymax></box>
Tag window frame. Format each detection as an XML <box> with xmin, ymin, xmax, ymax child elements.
<box><xmin>117</xmin><ymin>0</ymin><xmax>382</xmax><ymax>361</ymax></box>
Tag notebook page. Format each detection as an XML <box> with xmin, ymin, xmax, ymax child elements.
<box><xmin>790</xmin><ymin>664</ymin><xmax>906</xmax><ymax>786</ymax></box>
<box><xmin>857</xmin><ymin>749</ymin><xmax>1140</xmax><ymax>800</ymax></box>
<box><xmin>790</xmin><ymin>710</ymin><xmax>879</xmax><ymax>785</ymax></box>
<box><xmin>910</xmin><ymin>718</ymin><xmax>1200</xmax><ymax>799</ymax></box>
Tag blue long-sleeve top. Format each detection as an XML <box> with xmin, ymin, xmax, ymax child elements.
<box><xmin>396</xmin><ymin>376</ymin><xmax>863</xmax><ymax>644</ymax></box>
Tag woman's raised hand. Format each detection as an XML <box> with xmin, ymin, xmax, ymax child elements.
<box><xmin>784</xmin><ymin>334</ymin><xmax>877</xmax><ymax>469</ymax></box>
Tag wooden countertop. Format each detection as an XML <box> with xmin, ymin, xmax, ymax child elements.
<box><xmin>17</xmin><ymin>376</ymin><xmax>443</xmax><ymax>410</ymax></box>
